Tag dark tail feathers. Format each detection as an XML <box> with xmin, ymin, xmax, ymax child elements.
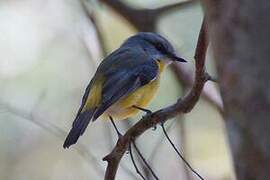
<box><xmin>63</xmin><ymin>109</ymin><xmax>95</xmax><ymax>148</ymax></box>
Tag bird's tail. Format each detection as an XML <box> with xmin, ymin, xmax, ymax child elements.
<box><xmin>63</xmin><ymin>109</ymin><xmax>95</xmax><ymax>148</ymax></box>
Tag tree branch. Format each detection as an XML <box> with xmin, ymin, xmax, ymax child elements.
<box><xmin>103</xmin><ymin>19</ymin><xmax>209</xmax><ymax>180</ymax></box>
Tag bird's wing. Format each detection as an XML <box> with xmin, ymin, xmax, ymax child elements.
<box><xmin>63</xmin><ymin>77</ymin><xmax>98</xmax><ymax>148</ymax></box>
<box><xmin>92</xmin><ymin>54</ymin><xmax>159</xmax><ymax>120</ymax></box>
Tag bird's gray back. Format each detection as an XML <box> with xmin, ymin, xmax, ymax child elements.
<box><xmin>96</xmin><ymin>46</ymin><xmax>154</xmax><ymax>76</ymax></box>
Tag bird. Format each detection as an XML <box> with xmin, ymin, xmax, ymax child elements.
<box><xmin>63</xmin><ymin>32</ymin><xmax>186</xmax><ymax>148</ymax></box>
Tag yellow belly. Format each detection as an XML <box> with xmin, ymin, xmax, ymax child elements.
<box><xmin>104</xmin><ymin>77</ymin><xmax>160</xmax><ymax>120</ymax></box>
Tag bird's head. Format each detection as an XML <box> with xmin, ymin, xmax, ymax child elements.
<box><xmin>122</xmin><ymin>32</ymin><xmax>187</xmax><ymax>63</ymax></box>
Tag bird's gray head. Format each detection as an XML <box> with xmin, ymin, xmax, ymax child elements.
<box><xmin>122</xmin><ymin>32</ymin><xmax>187</xmax><ymax>63</ymax></box>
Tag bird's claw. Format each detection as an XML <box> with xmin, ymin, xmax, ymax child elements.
<box><xmin>132</xmin><ymin>105</ymin><xmax>152</xmax><ymax>115</ymax></box>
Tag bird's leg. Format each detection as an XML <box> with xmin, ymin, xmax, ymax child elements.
<box><xmin>132</xmin><ymin>105</ymin><xmax>157</xmax><ymax>130</ymax></box>
<box><xmin>109</xmin><ymin>116</ymin><xmax>122</xmax><ymax>137</ymax></box>
<box><xmin>132</xmin><ymin>105</ymin><xmax>152</xmax><ymax>115</ymax></box>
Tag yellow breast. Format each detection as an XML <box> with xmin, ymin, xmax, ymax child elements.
<box><xmin>104</xmin><ymin>60</ymin><xmax>167</xmax><ymax>120</ymax></box>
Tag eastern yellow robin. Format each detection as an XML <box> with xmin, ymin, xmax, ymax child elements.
<box><xmin>63</xmin><ymin>32</ymin><xmax>186</xmax><ymax>148</ymax></box>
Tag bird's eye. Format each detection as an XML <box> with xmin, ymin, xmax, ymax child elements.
<box><xmin>156</xmin><ymin>43</ymin><xmax>164</xmax><ymax>51</ymax></box>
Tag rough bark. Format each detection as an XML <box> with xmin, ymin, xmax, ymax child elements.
<box><xmin>202</xmin><ymin>0</ymin><xmax>270</xmax><ymax>179</ymax></box>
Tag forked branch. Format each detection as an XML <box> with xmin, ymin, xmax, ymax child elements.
<box><xmin>103</xmin><ymin>18</ymin><xmax>208</xmax><ymax>180</ymax></box>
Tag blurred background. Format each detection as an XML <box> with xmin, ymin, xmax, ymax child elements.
<box><xmin>0</xmin><ymin>0</ymin><xmax>235</xmax><ymax>179</ymax></box>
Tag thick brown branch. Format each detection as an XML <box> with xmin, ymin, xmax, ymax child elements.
<box><xmin>103</xmin><ymin>19</ymin><xmax>208</xmax><ymax>180</ymax></box>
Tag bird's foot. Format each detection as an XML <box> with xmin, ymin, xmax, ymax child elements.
<box><xmin>132</xmin><ymin>105</ymin><xmax>152</xmax><ymax>116</ymax></box>
<box><xmin>132</xmin><ymin>105</ymin><xmax>156</xmax><ymax>129</ymax></box>
<box><xmin>152</xmin><ymin>125</ymin><xmax>157</xmax><ymax>131</ymax></box>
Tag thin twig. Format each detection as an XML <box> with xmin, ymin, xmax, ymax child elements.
<box><xmin>177</xmin><ymin>118</ymin><xmax>192</xmax><ymax>180</ymax></box>
<box><xmin>161</xmin><ymin>123</ymin><xmax>204</xmax><ymax>180</ymax></box>
<box><xmin>148</xmin><ymin>120</ymin><xmax>176</xmax><ymax>163</ymax></box>
<box><xmin>122</xmin><ymin>120</ymin><xmax>154</xmax><ymax>179</ymax></box>
<box><xmin>109</xmin><ymin>116</ymin><xmax>149</xmax><ymax>179</ymax></box>
<box><xmin>129</xmin><ymin>143</ymin><xmax>147</xmax><ymax>180</ymax></box>
<box><xmin>132</xmin><ymin>142</ymin><xmax>159</xmax><ymax>180</ymax></box>
<box><xmin>147</xmin><ymin>117</ymin><xmax>193</xmax><ymax>180</ymax></box>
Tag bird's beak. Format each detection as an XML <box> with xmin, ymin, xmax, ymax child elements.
<box><xmin>169</xmin><ymin>53</ymin><xmax>187</xmax><ymax>62</ymax></box>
